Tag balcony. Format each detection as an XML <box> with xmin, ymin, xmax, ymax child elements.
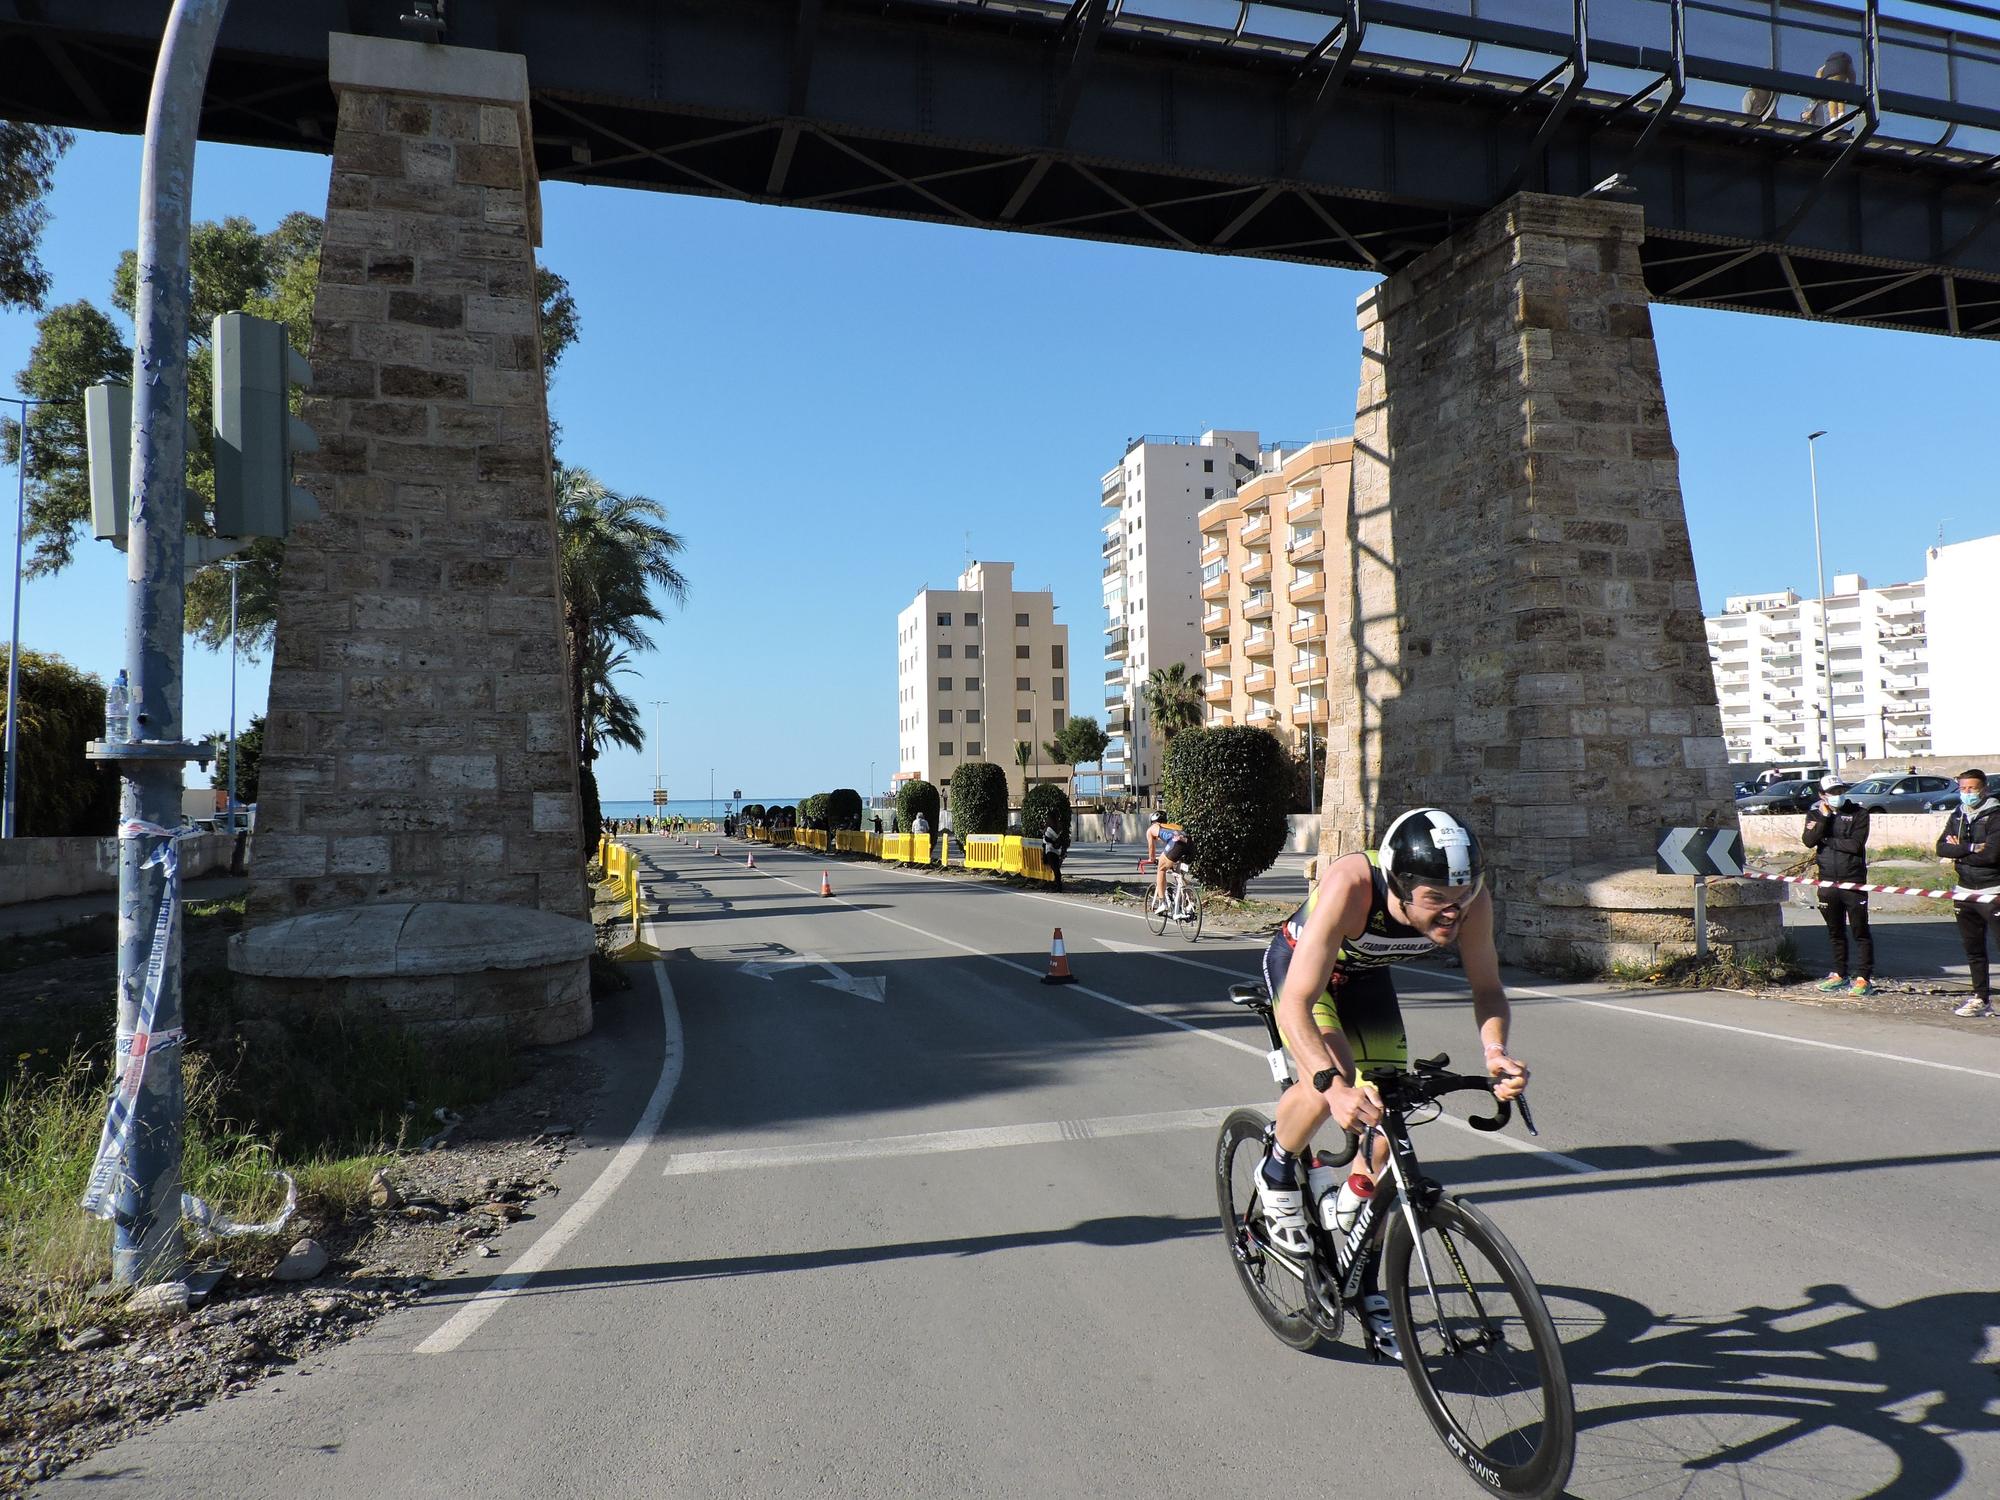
<box><xmin>1101</xmin><ymin>559</ymin><xmax>1123</xmax><ymax>581</ymax></box>
<box><xmin>1202</xmin><ymin>644</ymin><xmax>1231</xmax><ymax>672</ymax></box>
<box><xmin>1240</xmin><ymin>514</ymin><xmax>1271</xmax><ymax>547</ymax></box>
<box><xmin>1245</xmin><ymin>667</ymin><xmax>1274</xmax><ymax>695</ymax></box>
<box><xmin>1286</xmin><ymin>529</ymin><xmax>1325</xmax><ymax>564</ymax></box>
<box><xmin>1101</xmin><ymin>472</ymin><xmax>1125</xmax><ymax>507</ymax></box>
<box><xmin>1246</xmin><ymin>703</ymin><xmax>1280</xmax><ymax>728</ymax></box>
<box><xmin>1201</xmin><ymin>606</ymin><xmax>1227</xmax><ymax>631</ymax></box>
<box><xmin>1287</xmin><ymin>487</ymin><xmax>1322</xmax><ymax>520</ymax></box>
<box><xmin>1243</xmin><ymin>592</ymin><xmax>1274</xmax><ymax>621</ymax></box>
<box><xmin>1106</xmin><ymin>629</ymin><xmax>1129</xmax><ymax>657</ymax></box>
<box><xmin>1288</xmin><ymin>616</ymin><xmax>1321</xmax><ymax>645</ymax></box>
<box><xmin>1242</xmin><ymin>553</ymin><xmax>1272</xmax><ymax>585</ymax></box>
<box><xmin>1245</xmin><ymin>630</ymin><xmax>1274</xmax><ymax>659</ymax></box>
<box><xmin>1290</xmin><ymin>655</ymin><xmax>1323</xmax><ymax>682</ymax></box>
<box><xmin>1292</xmin><ymin>700</ymin><xmax>1329</xmax><ymax>727</ymax></box>
<box><xmin>1107</xmin><ymin>705</ymin><xmax>1130</xmax><ymax>731</ymax></box>
<box><xmin>1202</xmin><ymin>571</ymin><xmax>1230</xmax><ymax>601</ymax></box>
<box><xmin>1206</xmin><ymin>709</ymin><xmax>1236</xmax><ymax>727</ymax></box>
<box><xmin>1288</xmin><ymin>570</ymin><xmax>1326</xmax><ymax>603</ymax></box>
<box><xmin>1205</xmin><ymin>679</ymin><xmax>1232</xmax><ymax>705</ymax></box>
<box><xmin>1199</xmin><ymin>537</ymin><xmax>1226</xmax><ymax>566</ymax></box>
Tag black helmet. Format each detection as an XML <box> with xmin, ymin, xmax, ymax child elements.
<box><xmin>1379</xmin><ymin>808</ymin><xmax>1485</xmax><ymax>902</ymax></box>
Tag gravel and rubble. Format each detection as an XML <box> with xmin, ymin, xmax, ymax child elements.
<box><xmin>0</xmin><ymin>1050</ymin><xmax>603</xmax><ymax>1494</ymax></box>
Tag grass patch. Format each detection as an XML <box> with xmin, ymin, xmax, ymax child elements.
<box><xmin>1604</xmin><ymin>937</ymin><xmax>1806</xmax><ymax>991</ymax></box>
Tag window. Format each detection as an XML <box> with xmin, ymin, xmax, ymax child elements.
<box><xmin>1016</xmin><ymin>676</ymin><xmax>1030</xmax><ymax>691</ymax></box>
<box><xmin>964</xmin><ymin>676</ymin><xmax>979</xmax><ymax>692</ymax></box>
<box><xmin>966</xmin><ymin>644</ymin><xmax>980</xmax><ymax>659</ymax></box>
<box><xmin>938</xmin><ymin>644</ymin><xmax>953</xmax><ymax>659</ymax></box>
<box><xmin>1053</xmin><ymin>708</ymin><xmax>1063</xmax><ymax>729</ymax></box>
<box><xmin>1053</xmin><ymin>678</ymin><xmax>1065</xmax><ymax>699</ymax></box>
<box><xmin>1016</xmin><ymin>644</ymin><xmax>1030</xmax><ymax>659</ymax></box>
<box><xmin>1204</xmin><ymin>488</ymin><xmax>1214</xmax><ymax>500</ymax></box>
<box><xmin>938</xmin><ymin>676</ymin><xmax>952</xmax><ymax>693</ymax></box>
<box><xmin>966</xmin><ymin>741</ymin><xmax>981</xmax><ymax>756</ymax></box>
<box><xmin>963</xmin><ymin>612</ymin><xmax>979</xmax><ymax>627</ymax></box>
<box><xmin>1017</xmin><ymin>709</ymin><xmax>1032</xmax><ymax>723</ymax></box>
<box><xmin>965</xmin><ymin>709</ymin><xmax>981</xmax><ymax>724</ymax></box>
<box><xmin>1204</xmin><ymin>459</ymin><xmax>1214</xmax><ymax>472</ymax></box>
<box><xmin>938</xmin><ymin>709</ymin><xmax>953</xmax><ymax>724</ymax></box>
<box><xmin>1051</xmin><ymin>645</ymin><xmax>1065</xmax><ymax>668</ymax></box>
<box><xmin>1015</xmin><ymin>612</ymin><xmax>1030</xmax><ymax>627</ymax></box>
<box><xmin>936</xmin><ymin>610</ymin><xmax>950</xmax><ymax>626</ymax></box>
<box><xmin>939</xmin><ymin>742</ymin><xmax>954</xmax><ymax>758</ymax></box>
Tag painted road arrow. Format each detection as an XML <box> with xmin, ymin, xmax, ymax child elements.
<box><xmin>738</xmin><ymin>951</ymin><xmax>886</xmax><ymax>1002</ymax></box>
<box><xmin>1655</xmin><ymin>826</ymin><xmax>1745</xmax><ymax>877</ymax></box>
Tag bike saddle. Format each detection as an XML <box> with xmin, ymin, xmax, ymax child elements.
<box><xmin>1228</xmin><ymin>982</ymin><xmax>1271</xmax><ymax>1009</ymax></box>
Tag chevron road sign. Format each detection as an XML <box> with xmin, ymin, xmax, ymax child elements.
<box><xmin>1656</xmin><ymin>827</ymin><xmax>1745</xmax><ymax>878</ymax></box>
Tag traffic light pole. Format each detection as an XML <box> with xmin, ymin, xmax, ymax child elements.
<box><xmin>97</xmin><ymin>0</ymin><xmax>233</xmax><ymax>1286</ymax></box>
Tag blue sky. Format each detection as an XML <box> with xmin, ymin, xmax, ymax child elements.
<box><xmin>3</xmin><ymin>129</ymin><xmax>1994</xmax><ymax>801</ymax></box>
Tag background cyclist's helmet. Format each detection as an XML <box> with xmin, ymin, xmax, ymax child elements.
<box><xmin>1379</xmin><ymin>808</ymin><xmax>1486</xmax><ymax>902</ymax></box>
<box><xmin>1149</xmin><ymin>811</ymin><xmax>1163</xmax><ymax>825</ymax></box>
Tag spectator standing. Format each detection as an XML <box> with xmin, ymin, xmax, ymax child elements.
<box><xmin>1803</xmin><ymin>776</ymin><xmax>1875</xmax><ymax>996</ymax></box>
<box><xmin>1105</xmin><ymin>806</ymin><xmax>1121</xmax><ymax>849</ymax></box>
<box><xmin>1041</xmin><ymin>817</ymin><xmax>1070</xmax><ymax>892</ymax></box>
<box><xmin>937</xmin><ymin>806</ymin><xmax>952</xmax><ymax>867</ymax></box>
<box><xmin>1937</xmin><ymin>768</ymin><xmax>2000</xmax><ymax>1018</ymax></box>
<box><xmin>912</xmin><ymin>809</ymin><xmax>931</xmax><ymax>854</ymax></box>
<box><xmin>872</xmin><ymin>814</ymin><xmax>883</xmax><ymax>835</ymax></box>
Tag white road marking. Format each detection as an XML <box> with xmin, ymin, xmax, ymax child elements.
<box><xmin>414</xmin><ymin>961</ymin><xmax>685</xmax><ymax>1355</ymax></box>
<box><xmin>739</xmin><ymin>950</ymin><xmax>886</xmax><ymax>1001</ymax></box>
<box><xmin>1404</xmin><ymin>965</ymin><xmax>2000</xmax><ymax>1084</ymax></box>
<box><xmin>750</xmin><ymin>862</ymin><xmax>1598</xmax><ymax>1176</ymax></box>
<box><xmin>661</xmin><ymin>1104</ymin><xmax>1257</xmax><ymax>1176</ymax></box>
<box><xmin>1097</xmin><ymin>934</ymin><xmax>1265</xmax><ymax>980</ymax></box>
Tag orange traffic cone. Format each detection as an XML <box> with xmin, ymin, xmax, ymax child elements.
<box><xmin>747</xmin><ymin>851</ymin><xmax>756</xmax><ymax>868</ymax></box>
<box><xmin>1041</xmin><ymin>928</ymin><xmax>1077</xmax><ymax>986</ymax></box>
<box><xmin>820</xmin><ymin>870</ymin><xmax>833</xmax><ymax>898</ymax></box>
<box><xmin>711</xmin><ymin>844</ymin><xmax>718</xmax><ymax>857</ymax></box>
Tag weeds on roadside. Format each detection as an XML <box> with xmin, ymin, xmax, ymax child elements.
<box><xmin>1604</xmin><ymin>938</ymin><xmax>1805</xmax><ymax>991</ymax></box>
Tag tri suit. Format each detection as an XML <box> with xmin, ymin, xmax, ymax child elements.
<box><xmin>1261</xmin><ymin>854</ymin><xmax>1436</xmax><ymax>1079</ymax></box>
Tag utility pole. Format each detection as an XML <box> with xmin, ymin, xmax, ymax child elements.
<box><xmin>1806</xmin><ymin>431</ymin><xmax>1835</xmax><ymax>769</ymax></box>
<box><xmin>3</xmin><ymin>394</ymin><xmax>56</xmax><ymax>839</ymax></box>
<box><xmin>84</xmin><ymin>0</ymin><xmax>235</xmax><ymax>1287</ymax></box>
<box><xmin>221</xmin><ymin>559</ymin><xmax>244</xmax><ymax>827</ymax></box>
<box><xmin>652</xmin><ymin>699</ymin><xmax>667</xmax><ymax>810</ymax></box>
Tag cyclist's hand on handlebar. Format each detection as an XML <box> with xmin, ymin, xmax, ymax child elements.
<box><xmin>1322</xmin><ymin>1078</ymin><xmax>1383</xmax><ymax>1133</ymax></box>
<box><xmin>1484</xmin><ymin>1044</ymin><xmax>1529</xmax><ymax>1102</ymax></box>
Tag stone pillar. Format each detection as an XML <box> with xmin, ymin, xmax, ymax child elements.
<box><xmin>231</xmin><ymin>35</ymin><xmax>592</xmax><ymax>1043</ymax></box>
<box><xmin>1322</xmin><ymin>192</ymin><xmax>1780</xmax><ymax>968</ymax></box>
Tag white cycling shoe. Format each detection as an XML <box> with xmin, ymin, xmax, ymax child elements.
<box><xmin>1359</xmin><ymin>1292</ymin><xmax>1402</xmax><ymax>1363</ymax></box>
<box><xmin>1253</xmin><ymin>1171</ymin><xmax>1313</xmax><ymax>1257</ymax></box>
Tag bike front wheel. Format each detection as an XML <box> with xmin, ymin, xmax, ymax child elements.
<box><xmin>1213</xmin><ymin>1109</ymin><xmax>1320</xmax><ymax>1351</ymax></box>
<box><xmin>1382</xmin><ymin>1196</ymin><xmax>1575</xmax><ymax>1500</ymax></box>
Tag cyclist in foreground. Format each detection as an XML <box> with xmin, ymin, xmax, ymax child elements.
<box><xmin>1146</xmin><ymin>811</ymin><xmax>1195</xmax><ymax>915</ymax></box>
<box><xmin>1255</xmin><ymin>808</ymin><xmax>1528</xmax><ymax>1358</ymax></box>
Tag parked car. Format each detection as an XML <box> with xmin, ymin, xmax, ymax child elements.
<box><xmin>1733</xmin><ymin>780</ymin><xmax>1760</xmax><ymax>799</ymax></box>
<box><xmin>1842</xmin><ymin>774</ymin><xmax>1957</xmax><ymax>814</ymax></box>
<box><xmin>1736</xmin><ymin>779</ymin><xmax>1820</xmax><ymax>814</ymax></box>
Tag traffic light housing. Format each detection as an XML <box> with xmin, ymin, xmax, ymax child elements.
<box><xmin>85</xmin><ymin>381</ymin><xmax>132</xmax><ymax>542</ymax></box>
<box><xmin>212</xmin><ymin>311</ymin><xmax>319</xmax><ymax>539</ymax></box>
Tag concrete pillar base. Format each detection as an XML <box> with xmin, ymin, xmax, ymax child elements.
<box><xmin>1524</xmin><ymin>862</ymin><xmax>1787</xmax><ymax>972</ymax></box>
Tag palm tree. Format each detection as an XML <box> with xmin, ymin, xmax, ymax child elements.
<box><xmin>557</xmin><ymin>466</ymin><xmax>689</xmax><ymax>848</ymax></box>
<box><xmin>1140</xmin><ymin>663</ymin><xmax>1205</xmax><ymax>748</ymax></box>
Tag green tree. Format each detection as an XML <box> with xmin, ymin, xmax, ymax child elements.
<box><xmin>1140</xmin><ymin>663</ymin><xmax>1205</xmax><ymax>749</ymax></box>
<box><xmin>575</xmin><ymin>633</ymin><xmax>644</xmax><ymax>842</ymax></box>
<box><xmin>1022</xmin><ymin>783</ymin><xmax>1071</xmax><ymax>842</ymax></box>
<box><xmin>0</xmin><ymin>648</ymin><xmax>118</xmax><ymax>836</ymax></box>
<box><xmin>0</xmin><ymin>122</ymin><xmax>73</xmax><ymax>312</ymax></box>
<box><xmin>1044</xmin><ymin>715</ymin><xmax>1109</xmax><ymax>797</ymax></box>
<box><xmin>1161</xmin><ymin>725</ymin><xmax>1290</xmax><ymax>898</ymax></box>
<box><xmin>556</xmin><ymin>466</ymin><xmax>688</xmax><ymax>851</ymax></box>
<box><xmin>950</xmin><ymin>761</ymin><xmax>1009</xmax><ymax>836</ymax></box>
<box><xmin>824</xmin><ymin>788</ymin><xmax>863</xmax><ymax>831</ymax></box>
<box><xmin>895</xmin><ymin>778</ymin><xmax>940</xmax><ymax>834</ymax></box>
<box><xmin>206</xmin><ymin>712</ymin><xmax>266</xmax><ymax>806</ymax></box>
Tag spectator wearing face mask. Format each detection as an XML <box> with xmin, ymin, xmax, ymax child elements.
<box><xmin>1803</xmin><ymin>775</ymin><xmax>1874</xmax><ymax>996</ymax></box>
<box><xmin>1937</xmin><ymin>768</ymin><xmax>2000</xmax><ymax>1018</ymax></box>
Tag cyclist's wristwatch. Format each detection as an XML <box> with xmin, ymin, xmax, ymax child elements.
<box><xmin>1312</xmin><ymin>1067</ymin><xmax>1341</xmax><ymax>1093</ymax></box>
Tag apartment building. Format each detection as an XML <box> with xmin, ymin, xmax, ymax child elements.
<box><xmin>1706</xmin><ymin>575</ymin><xmax>1930</xmax><ymax>767</ymax></box>
<box><xmin>1100</xmin><ymin>429</ymin><xmax>1298</xmax><ymax>799</ymax></box>
<box><xmin>1195</xmin><ymin>439</ymin><xmax>1353</xmax><ymax>757</ymax></box>
<box><xmin>895</xmin><ymin>561</ymin><xmax>1071</xmax><ymax>803</ymax></box>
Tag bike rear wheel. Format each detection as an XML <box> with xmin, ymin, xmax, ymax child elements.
<box><xmin>1181</xmin><ymin>880</ymin><xmax>1203</xmax><ymax>942</ymax></box>
<box><xmin>1382</xmin><ymin>1196</ymin><xmax>1574</xmax><ymax>1500</ymax></box>
<box><xmin>1213</xmin><ymin>1109</ymin><xmax>1319</xmax><ymax>1351</ymax></box>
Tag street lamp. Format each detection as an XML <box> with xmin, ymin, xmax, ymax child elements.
<box><xmin>652</xmin><ymin>699</ymin><xmax>667</xmax><ymax>813</ymax></box>
<box><xmin>1806</xmin><ymin>431</ymin><xmax>1835</xmax><ymax>769</ymax></box>
<box><xmin>3</xmin><ymin>394</ymin><xmax>57</xmax><ymax>839</ymax></box>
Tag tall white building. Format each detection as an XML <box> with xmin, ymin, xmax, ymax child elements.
<box><xmin>1706</xmin><ymin>573</ymin><xmax>1930</xmax><ymax>767</ymax></box>
<box><xmin>895</xmin><ymin>562</ymin><xmax>1071</xmax><ymax>803</ymax></box>
<box><xmin>1925</xmin><ymin>533</ymin><xmax>2000</xmax><ymax>756</ymax></box>
<box><xmin>1100</xmin><ymin>430</ymin><xmax>1295</xmax><ymax>799</ymax></box>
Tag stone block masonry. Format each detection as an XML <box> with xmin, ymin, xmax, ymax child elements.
<box><xmin>236</xmin><ymin>36</ymin><xmax>590</xmax><ymax>1043</ymax></box>
<box><xmin>1321</xmin><ymin>193</ymin><xmax>1781</xmax><ymax>969</ymax></box>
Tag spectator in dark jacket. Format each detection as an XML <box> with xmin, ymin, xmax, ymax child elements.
<box><xmin>1803</xmin><ymin>776</ymin><xmax>1874</xmax><ymax>995</ymax></box>
<box><xmin>1041</xmin><ymin>818</ymin><xmax>1070</xmax><ymax>892</ymax></box>
<box><xmin>1937</xmin><ymin>768</ymin><xmax>2000</xmax><ymax>1018</ymax></box>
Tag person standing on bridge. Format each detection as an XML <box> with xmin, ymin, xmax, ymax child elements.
<box><xmin>1938</xmin><ymin>769</ymin><xmax>2000</xmax><ymax>1018</ymax></box>
<box><xmin>1803</xmin><ymin>776</ymin><xmax>1875</xmax><ymax>997</ymax></box>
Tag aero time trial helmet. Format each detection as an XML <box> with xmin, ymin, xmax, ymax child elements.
<box><xmin>1379</xmin><ymin>808</ymin><xmax>1485</xmax><ymax>902</ymax></box>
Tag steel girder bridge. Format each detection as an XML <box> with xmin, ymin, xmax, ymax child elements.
<box><xmin>2</xmin><ymin>0</ymin><xmax>1997</xmax><ymax>337</ymax></box>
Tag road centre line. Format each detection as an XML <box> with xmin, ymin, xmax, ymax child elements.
<box><xmin>750</xmin><ymin>862</ymin><xmax>1597</xmax><ymax>1175</ymax></box>
<box><xmin>415</xmin><ymin>961</ymin><xmax>686</xmax><ymax>1356</ymax></box>
<box><xmin>1404</xmin><ymin>965</ymin><xmax>2000</xmax><ymax>1083</ymax></box>
<box><xmin>661</xmin><ymin>1103</ymin><xmax>1259</xmax><ymax>1176</ymax></box>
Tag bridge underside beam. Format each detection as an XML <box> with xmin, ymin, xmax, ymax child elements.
<box><xmin>1</xmin><ymin>0</ymin><xmax>1995</xmax><ymax>338</ymax></box>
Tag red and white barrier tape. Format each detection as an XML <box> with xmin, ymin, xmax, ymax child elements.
<box><xmin>1743</xmin><ymin>868</ymin><xmax>2000</xmax><ymax>904</ymax></box>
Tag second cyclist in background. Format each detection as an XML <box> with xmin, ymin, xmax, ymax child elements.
<box><xmin>1147</xmin><ymin>811</ymin><xmax>1194</xmax><ymax>915</ymax></box>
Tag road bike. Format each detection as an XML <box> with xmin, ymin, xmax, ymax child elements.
<box><xmin>1145</xmin><ymin>861</ymin><xmax>1203</xmax><ymax>941</ymax></box>
<box><xmin>1213</xmin><ymin>981</ymin><xmax>1574</xmax><ymax>1500</ymax></box>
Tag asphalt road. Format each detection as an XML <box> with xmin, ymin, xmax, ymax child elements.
<box><xmin>47</xmin><ymin>835</ymin><xmax>2000</xmax><ymax>1499</ymax></box>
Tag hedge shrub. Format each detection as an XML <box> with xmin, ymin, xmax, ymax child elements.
<box><xmin>1021</xmin><ymin>783</ymin><xmax>1071</xmax><ymax>842</ymax></box>
<box><xmin>1161</xmin><ymin>725</ymin><xmax>1290</xmax><ymax>898</ymax></box>
<box><xmin>0</xmin><ymin>649</ymin><xmax>119</xmax><ymax>836</ymax></box>
<box><xmin>895</xmin><ymin>778</ymin><xmax>940</xmax><ymax>832</ymax></box>
<box><xmin>949</xmin><ymin>761</ymin><xmax>1009</xmax><ymax>836</ymax></box>
<box><xmin>825</xmin><ymin>788</ymin><xmax>862</xmax><ymax>830</ymax></box>
<box><xmin>741</xmin><ymin>803</ymin><xmax>766</xmax><ymax>823</ymax></box>
<box><xmin>798</xmin><ymin>792</ymin><xmax>828</xmax><ymax>826</ymax></box>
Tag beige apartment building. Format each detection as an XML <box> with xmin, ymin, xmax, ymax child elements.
<box><xmin>1195</xmin><ymin>439</ymin><xmax>1353</xmax><ymax>764</ymax></box>
<box><xmin>895</xmin><ymin>561</ymin><xmax>1071</xmax><ymax>805</ymax></box>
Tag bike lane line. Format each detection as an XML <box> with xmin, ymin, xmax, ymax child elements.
<box><xmin>414</xmin><ymin>958</ymin><xmax>685</xmax><ymax>1356</ymax></box>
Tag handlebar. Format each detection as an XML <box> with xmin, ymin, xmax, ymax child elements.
<box><xmin>1372</xmin><ymin>1053</ymin><xmax>1538</xmax><ymax>1138</ymax></box>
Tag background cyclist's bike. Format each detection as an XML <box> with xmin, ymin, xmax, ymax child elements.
<box><xmin>1145</xmin><ymin>860</ymin><xmax>1203</xmax><ymax>941</ymax></box>
<box><xmin>1213</xmin><ymin>981</ymin><xmax>1574</xmax><ymax>1500</ymax></box>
